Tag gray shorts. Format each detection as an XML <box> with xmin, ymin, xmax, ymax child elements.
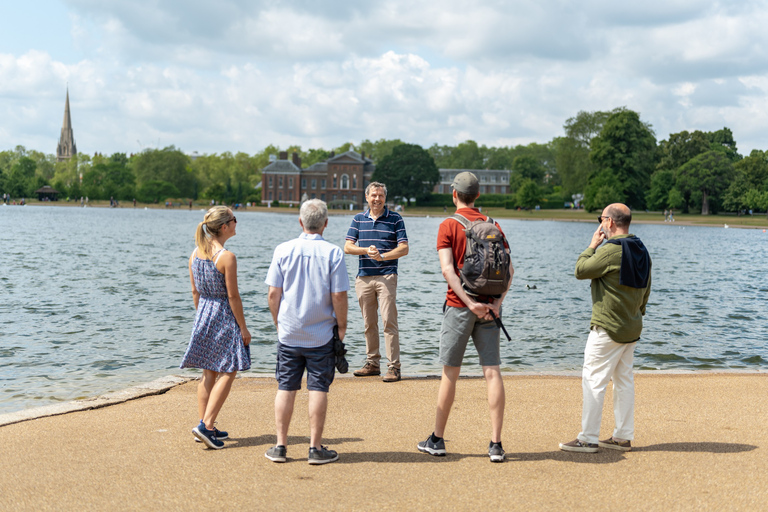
<box><xmin>439</xmin><ymin>306</ymin><xmax>502</xmax><ymax>367</ymax></box>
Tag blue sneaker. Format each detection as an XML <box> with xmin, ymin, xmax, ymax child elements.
<box><xmin>417</xmin><ymin>434</ymin><xmax>446</xmax><ymax>456</ymax></box>
<box><xmin>192</xmin><ymin>421</ymin><xmax>224</xmax><ymax>449</ymax></box>
<box><xmin>194</xmin><ymin>424</ymin><xmax>228</xmax><ymax>442</ymax></box>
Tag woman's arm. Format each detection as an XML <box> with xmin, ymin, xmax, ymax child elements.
<box><xmin>219</xmin><ymin>252</ymin><xmax>251</xmax><ymax>346</ymax></box>
<box><xmin>189</xmin><ymin>252</ymin><xmax>200</xmax><ymax>310</ymax></box>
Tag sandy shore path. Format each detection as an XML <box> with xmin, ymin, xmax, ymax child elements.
<box><xmin>1</xmin><ymin>373</ymin><xmax>766</xmax><ymax>511</ymax></box>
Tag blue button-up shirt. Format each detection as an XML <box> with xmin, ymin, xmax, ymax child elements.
<box><xmin>265</xmin><ymin>233</ymin><xmax>350</xmax><ymax>348</ymax></box>
<box><xmin>345</xmin><ymin>207</ymin><xmax>408</xmax><ymax>276</ymax></box>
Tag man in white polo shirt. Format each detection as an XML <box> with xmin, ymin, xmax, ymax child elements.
<box><xmin>264</xmin><ymin>199</ymin><xmax>349</xmax><ymax>465</ymax></box>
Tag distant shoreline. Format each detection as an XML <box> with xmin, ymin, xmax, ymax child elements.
<box><xmin>12</xmin><ymin>200</ymin><xmax>768</xmax><ymax>229</ymax></box>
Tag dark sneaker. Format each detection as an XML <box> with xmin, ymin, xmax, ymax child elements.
<box><xmin>308</xmin><ymin>446</ymin><xmax>339</xmax><ymax>465</ymax></box>
<box><xmin>265</xmin><ymin>445</ymin><xmax>287</xmax><ymax>462</ymax></box>
<box><xmin>194</xmin><ymin>426</ymin><xmax>228</xmax><ymax>442</ymax></box>
<box><xmin>488</xmin><ymin>441</ymin><xmax>505</xmax><ymax>462</ymax></box>
<box><xmin>382</xmin><ymin>367</ymin><xmax>401</xmax><ymax>382</ymax></box>
<box><xmin>192</xmin><ymin>422</ymin><xmax>224</xmax><ymax>450</ymax></box>
<box><xmin>353</xmin><ymin>362</ymin><xmax>381</xmax><ymax>377</ymax></box>
<box><xmin>559</xmin><ymin>439</ymin><xmax>598</xmax><ymax>453</ymax></box>
<box><xmin>599</xmin><ymin>437</ymin><xmax>632</xmax><ymax>452</ymax></box>
<box><xmin>417</xmin><ymin>435</ymin><xmax>446</xmax><ymax>456</ymax></box>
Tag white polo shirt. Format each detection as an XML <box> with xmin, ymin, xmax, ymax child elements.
<box><xmin>265</xmin><ymin>232</ymin><xmax>350</xmax><ymax>348</ymax></box>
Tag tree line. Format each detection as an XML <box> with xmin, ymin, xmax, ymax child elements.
<box><xmin>2</xmin><ymin>107</ymin><xmax>767</xmax><ymax>213</ymax></box>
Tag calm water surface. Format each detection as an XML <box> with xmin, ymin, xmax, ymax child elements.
<box><xmin>1</xmin><ymin>206</ymin><xmax>766</xmax><ymax>414</ymax></box>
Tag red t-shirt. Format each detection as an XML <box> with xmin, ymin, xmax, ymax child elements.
<box><xmin>436</xmin><ymin>207</ymin><xmax>508</xmax><ymax>308</ymax></box>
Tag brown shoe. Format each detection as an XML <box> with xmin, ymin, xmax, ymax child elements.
<box><xmin>598</xmin><ymin>437</ymin><xmax>632</xmax><ymax>452</ymax></box>
<box><xmin>382</xmin><ymin>367</ymin><xmax>401</xmax><ymax>382</ymax></box>
<box><xmin>353</xmin><ymin>362</ymin><xmax>381</xmax><ymax>377</ymax></box>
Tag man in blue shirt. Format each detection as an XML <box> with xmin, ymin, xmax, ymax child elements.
<box><xmin>345</xmin><ymin>182</ymin><xmax>409</xmax><ymax>382</ymax></box>
<box><xmin>264</xmin><ymin>199</ymin><xmax>349</xmax><ymax>465</ymax></box>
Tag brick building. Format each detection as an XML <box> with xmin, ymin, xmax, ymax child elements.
<box><xmin>433</xmin><ymin>169</ymin><xmax>511</xmax><ymax>195</ymax></box>
<box><xmin>261</xmin><ymin>150</ymin><xmax>375</xmax><ymax>208</ymax></box>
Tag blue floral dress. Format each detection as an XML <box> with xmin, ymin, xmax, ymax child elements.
<box><xmin>180</xmin><ymin>248</ymin><xmax>251</xmax><ymax>372</ymax></box>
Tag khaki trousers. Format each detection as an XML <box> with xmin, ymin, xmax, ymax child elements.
<box><xmin>355</xmin><ymin>274</ymin><xmax>400</xmax><ymax>369</ymax></box>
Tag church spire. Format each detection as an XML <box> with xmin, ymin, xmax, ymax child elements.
<box><xmin>57</xmin><ymin>88</ymin><xmax>77</xmax><ymax>162</ymax></box>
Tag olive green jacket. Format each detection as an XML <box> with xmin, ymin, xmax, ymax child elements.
<box><xmin>575</xmin><ymin>234</ymin><xmax>652</xmax><ymax>343</ymax></box>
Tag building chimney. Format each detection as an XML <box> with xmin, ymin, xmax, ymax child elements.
<box><xmin>279</xmin><ymin>151</ymin><xmax>288</xmax><ymax>160</ymax></box>
<box><xmin>361</xmin><ymin>151</ymin><xmax>366</xmax><ymax>159</ymax></box>
<box><xmin>330</xmin><ymin>151</ymin><xmax>335</xmax><ymax>158</ymax></box>
<box><xmin>292</xmin><ymin>151</ymin><xmax>302</xmax><ymax>169</ymax></box>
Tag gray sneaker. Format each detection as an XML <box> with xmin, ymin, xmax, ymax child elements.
<box><xmin>417</xmin><ymin>434</ymin><xmax>446</xmax><ymax>456</ymax></box>
<box><xmin>265</xmin><ymin>445</ymin><xmax>287</xmax><ymax>462</ymax></box>
<box><xmin>308</xmin><ymin>446</ymin><xmax>338</xmax><ymax>465</ymax></box>
<box><xmin>488</xmin><ymin>441</ymin><xmax>505</xmax><ymax>462</ymax></box>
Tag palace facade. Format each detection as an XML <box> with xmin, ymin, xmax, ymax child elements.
<box><xmin>261</xmin><ymin>150</ymin><xmax>375</xmax><ymax>208</ymax></box>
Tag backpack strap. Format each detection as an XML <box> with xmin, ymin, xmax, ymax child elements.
<box><xmin>450</xmin><ymin>213</ymin><xmax>470</xmax><ymax>228</ymax></box>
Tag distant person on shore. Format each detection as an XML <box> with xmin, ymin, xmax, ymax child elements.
<box><xmin>669</xmin><ymin>209</ymin><xmax>675</xmax><ymax>222</ymax></box>
<box><xmin>663</xmin><ymin>209</ymin><xmax>668</xmax><ymax>222</ymax></box>
<box><xmin>180</xmin><ymin>206</ymin><xmax>251</xmax><ymax>450</ymax></box>
<box><xmin>419</xmin><ymin>172</ymin><xmax>512</xmax><ymax>462</ymax></box>
<box><xmin>264</xmin><ymin>199</ymin><xmax>349</xmax><ymax>465</ymax></box>
<box><xmin>560</xmin><ymin>203</ymin><xmax>651</xmax><ymax>454</ymax></box>
<box><xmin>345</xmin><ymin>182</ymin><xmax>409</xmax><ymax>382</ymax></box>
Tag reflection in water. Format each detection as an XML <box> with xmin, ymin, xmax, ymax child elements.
<box><xmin>2</xmin><ymin>206</ymin><xmax>767</xmax><ymax>413</ymax></box>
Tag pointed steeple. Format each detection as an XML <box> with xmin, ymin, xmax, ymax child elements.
<box><xmin>57</xmin><ymin>88</ymin><xmax>77</xmax><ymax>162</ymax></box>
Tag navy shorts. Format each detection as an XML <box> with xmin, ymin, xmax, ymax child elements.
<box><xmin>276</xmin><ymin>340</ymin><xmax>336</xmax><ymax>392</ymax></box>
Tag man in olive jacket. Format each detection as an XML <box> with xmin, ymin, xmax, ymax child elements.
<box><xmin>560</xmin><ymin>203</ymin><xmax>651</xmax><ymax>453</ymax></box>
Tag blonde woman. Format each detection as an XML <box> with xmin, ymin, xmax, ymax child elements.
<box><xmin>180</xmin><ymin>206</ymin><xmax>251</xmax><ymax>449</ymax></box>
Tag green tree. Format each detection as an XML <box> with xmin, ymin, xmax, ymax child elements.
<box><xmin>676</xmin><ymin>150</ymin><xmax>734</xmax><ymax>215</ymax></box>
<box><xmin>136</xmin><ymin>180</ymin><xmax>181</xmax><ymax>203</ymax></box>
<box><xmin>7</xmin><ymin>156</ymin><xmax>40</xmax><ymax>197</ymax></box>
<box><xmin>357</xmin><ymin>139</ymin><xmax>404</xmax><ymax>163</ymax></box>
<box><xmin>586</xmin><ymin>109</ymin><xmax>656</xmax><ymax>210</ymax></box>
<box><xmin>645</xmin><ymin>169</ymin><xmax>676</xmax><ymax>210</ymax></box>
<box><xmin>131</xmin><ymin>146</ymin><xmax>195</xmax><ymax>197</ymax></box>
<box><xmin>722</xmin><ymin>150</ymin><xmax>768</xmax><ymax>212</ymax></box>
<box><xmin>555</xmin><ymin>109</ymin><xmax>622</xmax><ymax>196</ymax></box>
<box><xmin>583</xmin><ymin>169</ymin><xmax>626</xmax><ymax>211</ymax></box>
<box><xmin>372</xmin><ymin>143</ymin><xmax>439</xmax><ymax>205</ymax></box>
<box><xmin>512</xmin><ymin>155</ymin><xmax>545</xmax><ymax>185</ymax></box>
<box><xmin>656</xmin><ymin>130</ymin><xmax>710</xmax><ymax>172</ymax></box>
<box><xmin>448</xmin><ymin>140</ymin><xmax>484</xmax><ymax>169</ymax></box>
<box><xmin>515</xmin><ymin>179</ymin><xmax>542</xmax><ymax>209</ymax></box>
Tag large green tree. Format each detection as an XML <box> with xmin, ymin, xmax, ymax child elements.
<box><xmin>722</xmin><ymin>150</ymin><xmax>768</xmax><ymax>212</ymax></box>
<box><xmin>515</xmin><ymin>179</ymin><xmax>542</xmax><ymax>209</ymax></box>
<box><xmin>555</xmin><ymin>108</ymin><xmax>622</xmax><ymax>197</ymax></box>
<box><xmin>676</xmin><ymin>150</ymin><xmax>734</xmax><ymax>214</ymax></box>
<box><xmin>372</xmin><ymin>143</ymin><xmax>439</xmax><ymax>205</ymax></box>
<box><xmin>131</xmin><ymin>146</ymin><xmax>195</xmax><ymax>198</ymax></box>
<box><xmin>584</xmin><ymin>109</ymin><xmax>656</xmax><ymax>211</ymax></box>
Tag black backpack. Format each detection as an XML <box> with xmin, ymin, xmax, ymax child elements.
<box><xmin>452</xmin><ymin>214</ymin><xmax>511</xmax><ymax>298</ymax></box>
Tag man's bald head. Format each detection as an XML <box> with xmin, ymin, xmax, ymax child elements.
<box><xmin>604</xmin><ymin>203</ymin><xmax>632</xmax><ymax>229</ymax></box>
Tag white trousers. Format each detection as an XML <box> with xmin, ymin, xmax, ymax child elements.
<box><xmin>578</xmin><ymin>327</ymin><xmax>636</xmax><ymax>444</ymax></box>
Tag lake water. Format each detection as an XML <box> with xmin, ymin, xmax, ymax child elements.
<box><xmin>1</xmin><ymin>206</ymin><xmax>766</xmax><ymax>414</ymax></box>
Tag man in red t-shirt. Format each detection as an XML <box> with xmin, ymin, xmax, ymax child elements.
<box><xmin>417</xmin><ymin>172</ymin><xmax>513</xmax><ymax>463</ymax></box>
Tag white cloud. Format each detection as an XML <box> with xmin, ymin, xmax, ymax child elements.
<box><xmin>5</xmin><ymin>0</ymin><xmax>768</xmax><ymax>156</ymax></box>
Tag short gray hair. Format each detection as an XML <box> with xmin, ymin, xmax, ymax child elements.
<box><xmin>300</xmin><ymin>199</ymin><xmax>328</xmax><ymax>232</ymax></box>
<box><xmin>365</xmin><ymin>182</ymin><xmax>387</xmax><ymax>197</ymax></box>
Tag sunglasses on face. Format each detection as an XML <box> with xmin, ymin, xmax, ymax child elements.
<box><xmin>228</xmin><ymin>216</ymin><xmax>237</xmax><ymax>224</ymax></box>
<box><xmin>597</xmin><ymin>216</ymin><xmax>612</xmax><ymax>223</ymax></box>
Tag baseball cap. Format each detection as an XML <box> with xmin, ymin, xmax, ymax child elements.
<box><xmin>451</xmin><ymin>172</ymin><xmax>479</xmax><ymax>195</ymax></box>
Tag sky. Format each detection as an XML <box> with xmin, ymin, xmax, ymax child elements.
<box><xmin>2</xmin><ymin>0</ymin><xmax>768</xmax><ymax>157</ymax></box>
